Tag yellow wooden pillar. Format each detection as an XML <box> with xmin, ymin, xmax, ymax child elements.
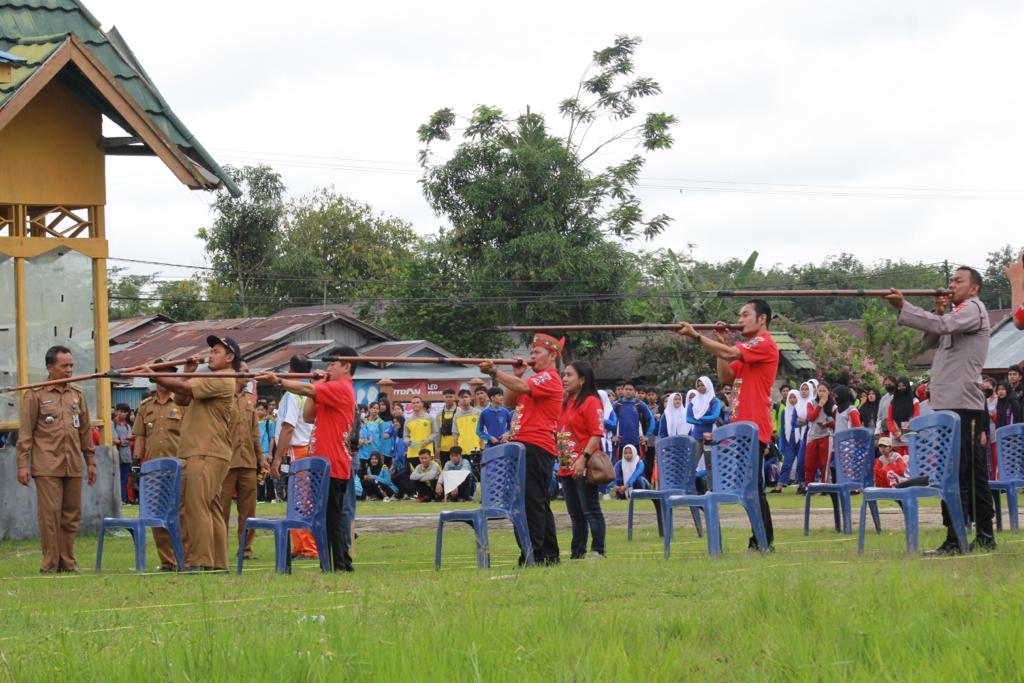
<box><xmin>91</xmin><ymin>205</ymin><xmax>111</xmax><ymax>445</ymax></box>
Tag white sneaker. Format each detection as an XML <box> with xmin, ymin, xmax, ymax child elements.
<box><xmin>382</xmin><ymin>497</ymin><xmax>391</xmax><ymax>503</ymax></box>
<box><xmin>590</xmin><ymin>552</ymin><xmax>606</xmax><ymax>559</ymax></box>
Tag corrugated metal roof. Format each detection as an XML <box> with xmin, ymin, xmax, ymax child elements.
<box><xmin>0</xmin><ymin>0</ymin><xmax>238</xmax><ymax>195</ymax></box>
<box><xmin>249</xmin><ymin>341</ymin><xmax>336</xmax><ymax>372</ymax></box>
<box><xmin>0</xmin><ymin>47</ymin><xmax>26</xmax><ymax>61</ymax></box>
<box><xmin>772</xmin><ymin>330</ymin><xmax>816</xmax><ymax>371</ymax></box>
<box><xmin>108</xmin><ymin>314</ymin><xmax>174</xmax><ymax>345</ymax></box>
<box><xmin>984</xmin><ymin>318</ymin><xmax>1024</xmax><ymax>371</ymax></box>
<box><xmin>109</xmin><ymin>312</ymin><xmax>345</xmax><ymax>369</ymax></box>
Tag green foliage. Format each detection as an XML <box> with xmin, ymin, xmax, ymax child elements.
<box><xmin>107</xmin><ymin>267</ymin><xmax>155</xmax><ymax>319</ymax></box>
<box><xmin>197</xmin><ymin>164</ymin><xmax>286</xmax><ymax>315</ymax></box>
<box><xmin>395</xmin><ymin>35</ymin><xmax>675</xmax><ymax>355</ymax></box>
<box><xmin>982</xmin><ymin>243</ymin><xmax>1024</xmax><ymax>310</ymax></box>
<box><xmin>272</xmin><ymin>187</ymin><xmax>418</xmax><ymax>310</ymax></box>
<box><xmin>151</xmin><ymin>277</ymin><xmax>209</xmax><ymax>321</ymax></box>
<box><xmin>861</xmin><ymin>299</ymin><xmax>924</xmax><ymax>379</ymax></box>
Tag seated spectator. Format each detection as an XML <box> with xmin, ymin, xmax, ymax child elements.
<box><xmin>387</xmin><ymin>415</ymin><xmax>415</xmax><ymax>499</ymax></box>
<box><xmin>361</xmin><ymin>452</ymin><xmax>395</xmax><ymax>501</ymax></box>
<box><xmin>873</xmin><ymin>437</ymin><xmax>908</xmax><ymax>488</ymax></box>
<box><xmin>611</xmin><ymin>445</ymin><xmax>650</xmax><ymax>499</ymax></box>
<box><xmin>409</xmin><ymin>449</ymin><xmax>442</xmax><ymax>502</ymax></box>
<box><xmin>436</xmin><ymin>446</ymin><xmax>476</xmax><ymax>502</ymax></box>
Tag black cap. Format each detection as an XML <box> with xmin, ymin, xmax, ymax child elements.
<box><xmin>206</xmin><ymin>335</ymin><xmax>242</xmax><ymax>369</ymax></box>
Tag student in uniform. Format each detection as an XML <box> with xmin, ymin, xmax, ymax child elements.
<box><xmin>436</xmin><ymin>389</ymin><xmax>458</xmax><ymax>465</ymax></box>
<box><xmin>133</xmin><ymin>366</ymin><xmax>187</xmax><ymax>571</ymax></box>
<box><xmin>17</xmin><ymin>345</ymin><xmax>96</xmax><ymax>573</ymax></box>
<box><xmin>148</xmin><ymin>336</ymin><xmax>239</xmax><ymax>571</ymax></box>
<box><xmin>403</xmin><ymin>396</ymin><xmax>438</xmax><ymax>459</ymax></box>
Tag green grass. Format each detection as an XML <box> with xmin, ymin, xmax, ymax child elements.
<box><xmin>0</xmin><ymin>500</ymin><xmax>1021</xmax><ymax>682</ymax></box>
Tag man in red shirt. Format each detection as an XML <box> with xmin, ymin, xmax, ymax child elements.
<box><xmin>257</xmin><ymin>346</ymin><xmax>358</xmax><ymax>573</ymax></box>
<box><xmin>678</xmin><ymin>299</ymin><xmax>779</xmax><ymax>552</ymax></box>
<box><xmin>479</xmin><ymin>334</ymin><xmax>564</xmax><ymax>565</ymax></box>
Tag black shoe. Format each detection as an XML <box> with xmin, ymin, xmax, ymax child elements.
<box><xmin>795</xmin><ymin>485</ymin><xmax>806</xmax><ymax>495</ymax></box>
<box><xmin>969</xmin><ymin>534</ymin><xmax>997</xmax><ymax>553</ymax></box>
<box><xmin>924</xmin><ymin>538</ymin><xmax>962</xmax><ymax>556</ymax></box>
<box><xmin>157</xmin><ymin>564</ymin><xmax>178</xmax><ymax>572</ymax></box>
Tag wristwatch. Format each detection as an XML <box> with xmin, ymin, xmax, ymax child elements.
<box><xmin>583</xmin><ymin>452</ymin><xmax>593</xmax><ymax>461</ymax></box>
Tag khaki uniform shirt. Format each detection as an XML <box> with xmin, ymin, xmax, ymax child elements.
<box><xmin>898</xmin><ymin>297</ymin><xmax>990</xmax><ymax>411</ymax></box>
<box><xmin>229</xmin><ymin>392</ymin><xmax>263</xmax><ymax>469</ymax></box>
<box><xmin>133</xmin><ymin>394</ymin><xmax>186</xmax><ymax>460</ymax></box>
<box><xmin>16</xmin><ymin>383</ymin><xmax>95</xmax><ymax>477</ymax></box>
<box><xmin>177</xmin><ymin>374</ymin><xmax>236</xmax><ymax>460</ymax></box>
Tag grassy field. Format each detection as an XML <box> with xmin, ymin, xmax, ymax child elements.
<box><xmin>1</xmin><ymin>495</ymin><xmax>1022</xmax><ymax>682</ymax></box>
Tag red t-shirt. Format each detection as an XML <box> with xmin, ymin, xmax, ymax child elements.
<box><xmin>728</xmin><ymin>331</ymin><xmax>780</xmax><ymax>444</ymax></box>
<box><xmin>556</xmin><ymin>394</ymin><xmax>604</xmax><ymax>475</ymax></box>
<box><xmin>309</xmin><ymin>378</ymin><xmax>356</xmax><ymax>480</ymax></box>
<box><xmin>510</xmin><ymin>366</ymin><xmax>563</xmax><ymax>455</ymax></box>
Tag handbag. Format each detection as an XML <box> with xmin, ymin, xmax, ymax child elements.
<box><xmin>586</xmin><ymin>451</ymin><xmax>615</xmax><ymax>486</ymax></box>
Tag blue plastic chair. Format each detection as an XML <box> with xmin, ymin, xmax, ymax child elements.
<box><xmin>803</xmin><ymin>427</ymin><xmax>881</xmax><ymax>536</ymax></box>
<box><xmin>662</xmin><ymin>422</ymin><xmax>768</xmax><ymax>558</ymax></box>
<box><xmin>237</xmin><ymin>456</ymin><xmax>331</xmax><ymax>574</ymax></box>
<box><xmin>435</xmin><ymin>443</ymin><xmax>532</xmax><ymax>570</ymax></box>
<box><xmin>628</xmin><ymin>435</ymin><xmax>703</xmax><ymax>540</ymax></box>
<box><xmin>96</xmin><ymin>458</ymin><xmax>185</xmax><ymax>573</ymax></box>
<box><xmin>858</xmin><ymin>411</ymin><xmax>967</xmax><ymax>554</ymax></box>
<box><xmin>990</xmin><ymin>423</ymin><xmax>1024</xmax><ymax>533</ymax></box>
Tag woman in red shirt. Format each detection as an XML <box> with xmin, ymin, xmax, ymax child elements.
<box><xmin>557</xmin><ymin>361</ymin><xmax>607</xmax><ymax>559</ymax></box>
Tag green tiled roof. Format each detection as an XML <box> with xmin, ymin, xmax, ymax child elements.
<box><xmin>0</xmin><ymin>0</ymin><xmax>239</xmax><ymax>195</ymax></box>
<box><xmin>772</xmin><ymin>330</ymin><xmax>816</xmax><ymax>371</ymax></box>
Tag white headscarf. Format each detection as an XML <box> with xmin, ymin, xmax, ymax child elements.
<box><xmin>783</xmin><ymin>389</ymin><xmax>803</xmax><ymax>442</ymax></box>
<box><xmin>662</xmin><ymin>392</ymin><xmax>688</xmax><ymax>436</ymax></box>
<box><xmin>621</xmin><ymin>444</ymin><xmax>641</xmax><ymax>485</ymax></box>
<box><xmin>690</xmin><ymin>376</ymin><xmax>715</xmax><ymax>419</ymax></box>
<box><xmin>797</xmin><ymin>382</ymin><xmax>814</xmax><ymax>421</ymax></box>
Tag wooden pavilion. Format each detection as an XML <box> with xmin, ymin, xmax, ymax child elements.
<box><xmin>0</xmin><ymin>0</ymin><xmax>238</xmax><ymax>441</ymax></box>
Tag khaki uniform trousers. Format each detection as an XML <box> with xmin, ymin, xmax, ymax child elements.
<box><xmin>181</xmin><ymin>455</ymin><xmax>230</xmax><ymax>569</ymax></box>
<box><xmin>219</xmin><ymin>467</ymin><xmax>257</xmax><ymax>558</ymax></box>
<box><xmin>34</xmin><ymin>476</ymin><xmax>82</xmax><ymax>572</ymax></box>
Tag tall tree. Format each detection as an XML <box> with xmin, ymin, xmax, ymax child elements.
<box><xmin>388</xmin><ymin>35</ymin><xmax>675</xmax><ymax>355</ymax></box>
<box><xmin>272</xmin><ymin>188</ymin><xmax>419</xmax><ymax>313</ymax></box>
<box><xmin>152</xmin><ymin>277</ymin><xmax>209</xmax><ymax>321</ymax></box>
<box><xmin>197</xmin><ymin>164</ymin><xmax>286</xmax><ymax>316</ymax></box>
<box><xmin>981</xmin><ymin>243</ymin><xmax>1024</xmax><ymax>311</ymax></box>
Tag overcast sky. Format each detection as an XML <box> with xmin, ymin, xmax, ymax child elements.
<box><xmin>92</xmin><ymin>0</ymin><xmax>1024</xmax><ymax>282</ymax></box>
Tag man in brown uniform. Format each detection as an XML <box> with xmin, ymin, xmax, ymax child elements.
<box><xmin>16</xmin><ymin>345</ymin><xmax>96</xmax><ymax>573</ymax></box>
<box><xmin>132</xmin><ymin>367</ymin><xmax>187</xmax><ymax>571</ymax></box>
<box><xmin>148</xmin><ymin>336</ymin><xmax>238</xmax><ymax>571</ymax></box>
<box><xmin>219</xmin><ymin>362</ymin><xmax>267</xmax><ymax>561</ymax></box>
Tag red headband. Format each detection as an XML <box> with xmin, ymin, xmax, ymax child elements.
<box><xmin>531</xmin><ymin>333</ymin><xmax>564</xmax><ymax>355</ymax></box>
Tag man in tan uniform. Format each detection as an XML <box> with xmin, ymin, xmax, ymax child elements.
<box><xmin>148</xmin><ymin>336</ymin><xmax>238</xmax><ymax>571</ymax></box>
<box><xmin>16</xmin><ymin>345</ymin><xmax>96</xmax><ymax>573</ymax></box>
<box><xmin>219</xmin><ymin>362</ymin><xmax>267</xmax><ymax>561</ymax></box>
<box><xmin>132</xmin><ymin>367</ymin><xmax>187</xmax><ymax>571</ymax></box>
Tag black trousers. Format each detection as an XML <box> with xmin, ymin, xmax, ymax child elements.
<box><xmin>941</xmin><ymin>409</ymin><xmax>995</xmax><ymax>539</ymax></box>
<box><xmin>748</xmin><ymin>443</ymin><xmax>775</xmax><ymax>550</ymax></box>
<box><xmin>325</xmin><ymin>477</ymin><xmax>353</xmax><ymax>571</ymax></box>
<box><xmin>519</xmin><ymin>442</ymin><xmax>560</xmax><ymax>565</ymax></box>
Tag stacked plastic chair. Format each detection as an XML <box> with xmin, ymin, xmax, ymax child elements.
<box><xmin>990</xmin><ymin>423</ymin><xmax>1024</xmax><ymax>533</ymax></box>
<box><xmin>662</xmin><ymin>422</ymin><xmax>768</xmax><ymax>558</ymax></box>
<box><xmin>96</xmin><ymin>458</ymin><xmax>185</xmax><ymax>572</ymax></box>
<box><xmin>858</xmin><ymin>411</ymin><xmax>966</xmax><ymax>554</ymax></box>
<box><xmin>627</xmin><ymin>435</ymin><xmax>703</xmax><ymax>541</ymax></box>
<box><xmin>435</xmin><ymin>443</ymin><xmax>532</xmax><ymax>569</ymax></box>
<box><xmin>237</xmin><ymin>456</ymin><xmax>330</xmax><ymax>574</ymax></box>
<box><xmin>802</xmin><ymin>427</ymin><xmax>881</xmax><ymax>536</ymax></box>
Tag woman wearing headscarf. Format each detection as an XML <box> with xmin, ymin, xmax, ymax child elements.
<box><xmin>804</xmin><ymin>382</ymin><xmax>836</xmax><ymax>485</ymax></box>
<box><xmin>886</xmin><ymin>377</ymin><xmax>919</xmax><ymax>455</ymax></box>
<box><xmin>360</xmin><ymin>451</ymin><xmax>394</xmax><ymax>501</ymax></box>
<box><xmin>658</xmin><ymin>392</ymin><xmax>690</xmax><ymax>437</ymax></box>
<box><xmin>793</xmin><ymin>380</ymin><xmax>816</xmax><ymax>493</ymax></box>
<box><xmin>772</xmin><ymin>389</ymin><xmax>806</xmax><ymax>493</ymax></box>
<box><xmin>995</xmin><ymin>381</ymin><xmax>1023</xmax><ymax>428</ymax></box>
<box><xmin>858</xmin><ymin>387</ymin><xmax>880</xmax><ymax>433</ymax></box>
<box><xmin>686</xmin><ymin>376</ymin><xmax>721</xmax><ymax>443</ymax></box>
<box><xmin>611</xmin><ymin>444</ymin><xmax>649</xmax><ymax>499</ymax></box>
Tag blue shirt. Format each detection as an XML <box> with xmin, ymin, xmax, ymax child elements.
<box><xmin>477</xmin><ymin>405</ymin><xmax>512</xmax><ymax>446</ymax></box>
<box><xmin>358</xmin><ymin>417</ymin><xmax>386</xmax><ymax>461</ymax></box>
